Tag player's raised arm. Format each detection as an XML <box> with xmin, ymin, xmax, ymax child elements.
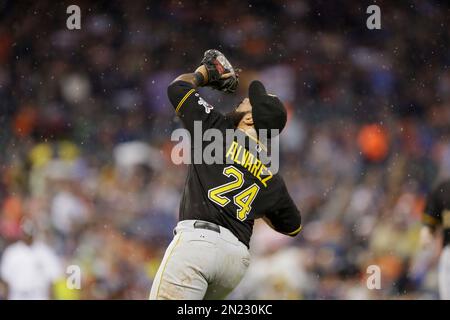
<box><xmin>167</xmin><ymin>49</ymin><xmax>239</xmax><ymax>131</ymax></box>
<box><xmin>169</xmin><ymin>64</ymin><xmax>209</xmax><ymax>90</ymax></box>
<box><xmin>167</xmin><ymin>49</ymin><xmax>238</xmax><ymax>109</ymax></box>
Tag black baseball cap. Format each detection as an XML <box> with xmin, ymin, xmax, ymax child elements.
<box><xmin>249</xmin><ymin>80</ymin><xmax>287</xmax><ymax>139</ymax></box>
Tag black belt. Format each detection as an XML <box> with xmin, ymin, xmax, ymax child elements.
<box><xmin>194</xmin><ymin>221</ymin><xmax>221</xmax><ymax>233</ymax></box>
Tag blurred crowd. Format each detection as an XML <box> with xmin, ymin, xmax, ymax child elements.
<box><xmin>0</xmin><ymin>0</ymin><xmax>450</xmax><ymax>299</ymax></box>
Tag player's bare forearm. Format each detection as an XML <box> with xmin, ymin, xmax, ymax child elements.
<box><xmin>172</xmin><ymin>65</ymin><xmax>209</xmax><ymax>88</ymax></box>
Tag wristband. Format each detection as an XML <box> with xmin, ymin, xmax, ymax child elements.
<box><xmin>194</xmin><ymin>72</ymin><xmax>206</xmax><ymax>86</ymax></box>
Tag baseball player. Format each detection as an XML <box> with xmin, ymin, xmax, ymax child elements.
<box><xmin>420</xmin><ymin>179</ymin><xmax>450</xmax><ymax>299</ymax></box>
<box><xmin>149</xmin><ymin>50</ymin><xmax>302</xmax><ymax>300</ymax></box>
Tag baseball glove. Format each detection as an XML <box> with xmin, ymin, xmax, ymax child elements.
<box><xmin>201</xmin><ymin>49</ymin><xmax>239</xmax><ymax>93</ymax></box>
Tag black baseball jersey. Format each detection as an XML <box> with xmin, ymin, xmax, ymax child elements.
<box><xmin>167</xmin><ymin>80</ymin><xmax>301</xmax><ymax>247</ymax></box>
<box><xmin>423</xmin><ymin>180</ymin><xmax>450</xmax><ymax>246</ymax></box>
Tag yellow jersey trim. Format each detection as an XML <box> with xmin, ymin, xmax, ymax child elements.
<box><xmin>175</xmin><ymin>89</ymin><xmax>195</xmax><ymax>113</ymax></box>
<box><xmin>287</xmin><ymin>225</ymin><xmax>303</xmax><ymax>236</ymax></box>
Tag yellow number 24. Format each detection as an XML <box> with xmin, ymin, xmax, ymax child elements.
<box><xmin>208</xmin><ymin>166</ymin><xmax>260</xmax><ymax>221</ymax></box>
